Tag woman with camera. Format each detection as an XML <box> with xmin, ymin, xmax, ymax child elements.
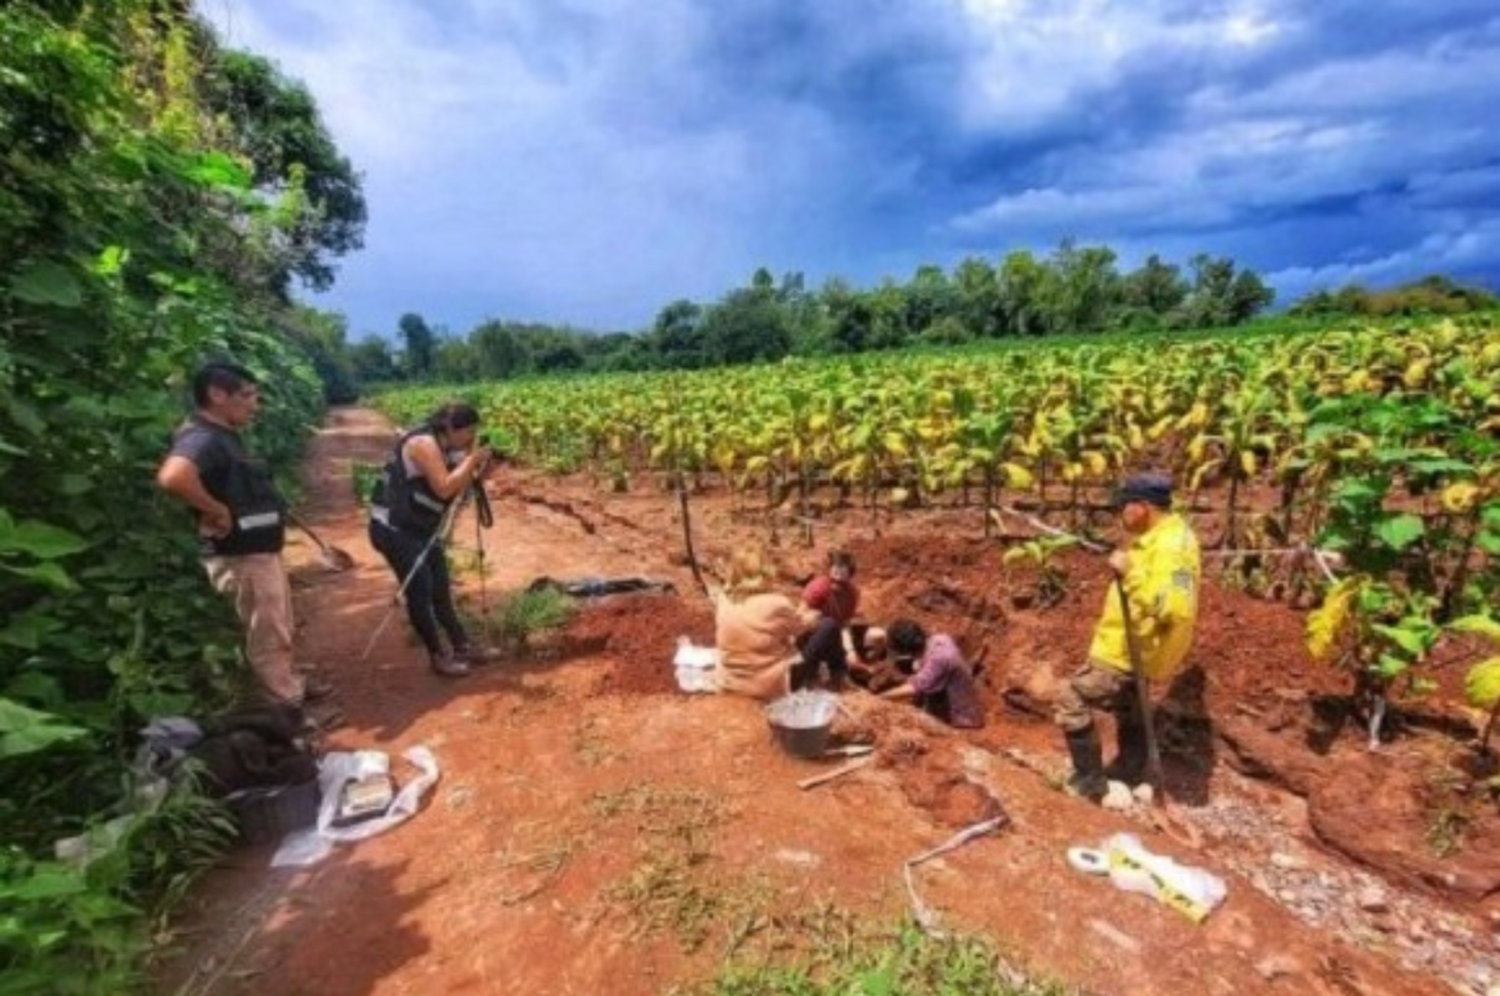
<box><xmin>368</xmin><ymin>401</ymin><xmax>498</xmax><ymax>677</ymax></box>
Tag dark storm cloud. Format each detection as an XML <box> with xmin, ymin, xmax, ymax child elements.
<box><xmin>202</xmin><ymin>0</ymin><xmax>1500</xmax><ymax>334</ymax></box>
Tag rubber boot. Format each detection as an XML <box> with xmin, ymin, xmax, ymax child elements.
<box><xmin>1064</xmin><ymin>725</ymin><xmax>1107</xmax><ymax>801</ymax></box>
<box><xmin>1104</xmin><ymin>712</ymin><xmax>1149</xmax><ymax>785</ymax></box>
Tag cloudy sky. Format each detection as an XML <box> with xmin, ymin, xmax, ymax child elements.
<box><xmin>199</xmin><ymin>0</ymin><xmax>1500</xmax><ymax>337</ymax></box>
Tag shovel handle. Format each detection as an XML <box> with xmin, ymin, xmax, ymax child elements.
<box><xmin>287</xmin><ymin>510</ymin><xmax>330</xmax><ymax>552</ymax></box>
<box><xmin>1114</xmin><ymin>576</ymin><xmax>1166</xmax><ymax>797</ymax></box>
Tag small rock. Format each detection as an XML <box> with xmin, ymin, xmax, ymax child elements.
<box><xmin>1255</xmin><ymin>953</ymin><xmax>1304</xmax><ymax>980</ymax></box>
<box><xmin>1270</xmin><ymin>851</ymin><xmax>1304</xmax><ymax>871</ymax></box>
<box><xmin>1102</xmin><ymin>781</ymin><xmax>1134</xmax><ymax>811</ymax></box>
<box><xmin>1356</xmin><ymin>887</ymin><xmax>1390</xmax><ymax>914</ymax></box>
<box><xmin>1277</xmin><ymin>889</ymin><xmax>1300</xmax><ymax>904</ymax></box>
<box><xmin>1131</xmin><ymin>783</ymin><xmax>1154</xmax><ymax>806</ymax></box>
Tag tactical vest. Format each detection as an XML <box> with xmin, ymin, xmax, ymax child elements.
<box><xmin>373</xmin><ymin>429</ymin><xmax>452</xmax><ymax>536</ymax></box>
<box><xmin>177</xmin><ymin>423</ymin><xmax>287</xmax><ymax>556</ymax></box>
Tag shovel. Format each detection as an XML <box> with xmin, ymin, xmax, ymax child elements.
<box><xmin>288</xmin><ymin>512</ymin><xmax>356</xmax><ymax>573</ymax></box>
<box><xmin>1115</xmin><ymin>575</ymin><xmax>1202</xmax><ymax>849</ymax></box>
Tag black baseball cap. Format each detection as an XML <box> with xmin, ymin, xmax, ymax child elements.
<box><xmin>1112</xmin><ymin>472</ymin><xmax>1173</xmax><ymax>509</ymax></box>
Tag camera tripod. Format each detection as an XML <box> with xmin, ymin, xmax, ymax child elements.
<box><xmin>359</xmin><ymin>479</ymin><xmax>486</xmax><ymax>663</ymax></box>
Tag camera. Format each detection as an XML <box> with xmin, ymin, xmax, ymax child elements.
<box><xmin>477</xmin><ymin>433</ymin><xmax>509</xmax><ymax>463</ymax></box>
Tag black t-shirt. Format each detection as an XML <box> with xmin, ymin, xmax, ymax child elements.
<box><xmin>168</xmin><ymin>415</ymin><xmax>286</xmax><ymax>556</ymax></box>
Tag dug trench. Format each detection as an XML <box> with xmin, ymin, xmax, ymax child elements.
<box><xmin>156</xmin><ymin>406</ymin><xmax>1500</xmax><ymax>996</ymax></box>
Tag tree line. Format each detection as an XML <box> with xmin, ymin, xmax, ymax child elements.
<box><xmin>346</xmin><ymin>250</ymin><xmax>1498</xmax><ymax>389</ymax></box>
<box><xmin>345</xmin><ymin>244</ymin><xmax>1278</xmax><ymax>385</ymax></box>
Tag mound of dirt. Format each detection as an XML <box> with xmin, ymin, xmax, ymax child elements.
<box><xmin>561</xmin><ymin>591</ymin><xmax>716</xmax><ymax>695</ymax></box>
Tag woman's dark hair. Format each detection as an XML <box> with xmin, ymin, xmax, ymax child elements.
<box><xmin>886</xmin><ymin>618</ymin><xmax>927</xmax><ymax>658</ymax></box>
<box><xmin>426</xmin><ymin>402</ymin><xmax>481</xmax><ymax>435</ymax></box>
<box><xmin>828</xmin><ymin>549</ymin><xmax>855</xmax><ymax>575</ymax></box>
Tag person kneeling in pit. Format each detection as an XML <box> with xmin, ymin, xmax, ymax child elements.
<box><xmin>843</xmin><ymin>624</ymin><xmax>912</xmax><ymax>693</ymax></box>
<box><xmin>878</xmin><ymin>619</ymin><xmax>985</xmax><ymax>729</ymax></box>
<box><xmin>790</xmin><ymin>549</ymin><xmax>861</xmax><ymax>692</ymax></box>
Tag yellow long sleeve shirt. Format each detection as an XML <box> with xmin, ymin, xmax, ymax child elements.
<box><xmin>1088</xmin><ymin>512</ymin><xmax>1201</xmax><ymax>681</ymax></box>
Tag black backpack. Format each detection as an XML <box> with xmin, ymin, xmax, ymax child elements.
<box><xmin>189</xmin><ymin>704</ymin><xmax>318</xmax><ymax>796</ymax></box>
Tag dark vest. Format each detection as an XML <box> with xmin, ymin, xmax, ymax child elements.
<box><xmin>373</xmin><ymin>429</ymin><xmax>453</xmax><ymax>536</ymax></box>
<box><xmin>174</xmin><ymin>420</ymin><xmax>286</xmax><ymax>556</ymax></box>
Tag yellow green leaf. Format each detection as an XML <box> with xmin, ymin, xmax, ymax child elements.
<box><xmin>1306</xmin><ymin>578</ymin><xmax>1360</xmax><ymax>662</ymax></box>
<box><xmin>1465</xmin><ymin>658</ymin><xmax>1500</xmax><ymax>710</ymax></box>
<box><xmin>1441</xmin><ymin>482</ymin><xmax>1481</xmax><ymax>513</ymax></box>
<box><xmin>1002</xmin><ymin>462</ymin><xmax>1034</xmax><ymax>489</ymax></box>
<box><xmin>1453</xmin><ymin>614</ymin><xmax>1500</xmax><ymax>644</ymax></box>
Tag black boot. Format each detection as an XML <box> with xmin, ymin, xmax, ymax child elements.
<box><xmin>1064</xmin><ymin>725</ymin><xmax>1107</xmax><ymax>801</ymax></box>
<box><xmin>1104</xmin><ymin>712</ymin><xmax>1149</xmax><ymax>785</ymax></box>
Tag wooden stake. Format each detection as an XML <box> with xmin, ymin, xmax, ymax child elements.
<box><xmin>797</xmin><ymin>754</ymin><xmax>873</xmax><ymax>790</ymax></box>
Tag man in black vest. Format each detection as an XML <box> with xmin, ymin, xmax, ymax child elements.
<box><xmin>157</xmin><ymin>362</ymin><xmax>336</xmax><ymax>721</ymax></box>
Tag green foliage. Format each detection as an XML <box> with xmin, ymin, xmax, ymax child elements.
<box><xmin>1290</xmin><ymin>274</ymin><xmax>1498</xmax><ymax>320</ymax></box>
<box><xmin>350</xmin><ymin>461</ymin><xmax>382</xmax><ymax>506</ymax></box>
<box><xmin>354</xmin><ymin>239</ymin><xmax>1292</xmax><ymax>385</ymax></box>
<box><xmin>491</xmin><ymin>587</ymin><xmax>576</xmax><ymax>653</ymax></box>
<box><xmin>1452</xmin><ymin>614</ymin><xmax>1500</xmax><ymax>754</ymax></box>
<box><xmin>398</xmin><ymin>312</ymin><xmax>437</xmax><ymax>378</ymax></box>
<box><xmin>198</xmin><ymin>48</ymin><xmax>367</xmax><ymax>293</ymax></box>
<box><xmin>0</xmin><ymin>698</ymin><xmax>90</xmax><ymax>760</ymax></box>
<box><xmin>1</xmin><ymin>0</ymin><xmax>351</xmax><ymax>985</ymax></box>
<box><xmin>678</xmin><ymin>919</ymin><xmax>1076</xmax><ymax>996</ymax></box>
<box><xmin>0</xmin><ymin>848</ymin><xmax>144</xmax><ymax>996</ymax></box>
<box><xmin>1002</xmin><ymin>536</ymin><xmax>1078</xmax><ymax>608</ymax></box>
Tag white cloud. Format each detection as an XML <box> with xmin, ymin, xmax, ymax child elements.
<box><xmin>950</xmin><ymin>0</ymin><xmax>1286</xmax><ymax>128</ymax></box>
<box><xmin>1268</xmin><ymin>218</ymin><xmax>1500</xmax><ymax>294</ymax></box>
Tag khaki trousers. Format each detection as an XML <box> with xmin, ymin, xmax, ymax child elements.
<box><xmin>204</xmin><ymin>553</ymin><xmax>303</xmax><ymax>705</ymax></box>
<box><xmin>1053</xmin><ymin>659</ymin><xmax>1136</xmax><ymax>733</ymax></box>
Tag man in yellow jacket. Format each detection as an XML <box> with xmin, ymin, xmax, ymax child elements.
<box><xmin>1054</xmin><ymin>472</ymin><xmax>1201</xmax><ymax>801</ymax></box>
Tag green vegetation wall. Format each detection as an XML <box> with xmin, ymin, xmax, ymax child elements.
<box><xmin>1</xmin><ymin>2</ymin><xmax>354</xmax><ymax>988</ymax></box>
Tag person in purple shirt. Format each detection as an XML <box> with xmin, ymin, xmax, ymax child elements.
<box><xmin>877</xmin><ymin>619</ymin><xmax>985</xmax><ymax>729</ymax></box>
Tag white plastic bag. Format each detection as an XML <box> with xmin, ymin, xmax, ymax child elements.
<box><xmin>271</xmin><ymin>745</ymin><xmax>441</xmax><ymax>867</ymax></box>
<box><xmin>673</xmin><ymin>636</ymin><xmax>720</xmax><ymax>693</ymax></box>
<box><xmin>1067</xmin><ymin>832</ymin><xmax>1227</xmax><ymax>922</ymax></box>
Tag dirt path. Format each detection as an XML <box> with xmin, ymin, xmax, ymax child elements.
<box><xmin>154</xmin><ymin>407</ymin><xmax>1495</xmax><ymax>996</ymax></box>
